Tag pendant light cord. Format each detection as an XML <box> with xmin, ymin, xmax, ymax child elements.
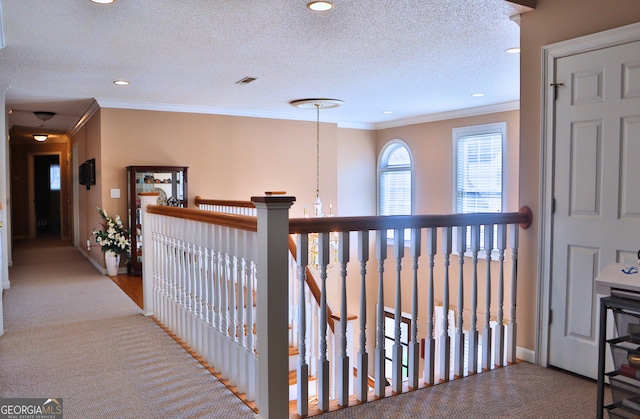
<box><xmin>316</xmin><ymin>103</ymin><xmax>320</xmax><ymax>198</ymax></box>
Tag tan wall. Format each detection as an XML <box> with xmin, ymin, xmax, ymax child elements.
<box><xmin>337</xmin><ymin>128</ymin><xmax>377</xmax><ymax>216</ymax></box>
<box><xmin>76</xmin><ymin>108</ymin><xmax>377</xmax><ymax>268</ymax></box>
<box><xmin>376</xmin><ymin>110</ymin><xmax>520</xmax><ymax>214</ymax></box>
<box><xmin>519</xmin><ymin>1</ymin><xmax>640</xmax><ymax>351</ymax></box>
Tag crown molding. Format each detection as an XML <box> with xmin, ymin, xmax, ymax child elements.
<box><xmin>374</xmin><ymin>101</ymin><xmax>520</xmax><ymax>130</ymax></box>
<box><xmin>67</xmin><ymin>99</ymin><xmax>100</xmax><ymax>137</ymax></box>
<box><xmin>94</xmin><ymin>98</ymin><xmax>519</xmax><ymax>132</ymax></box>
<box><xmin>95</xmin><ymin>98</ymin><xmax>376</xmax><ymax>130</ymax></box>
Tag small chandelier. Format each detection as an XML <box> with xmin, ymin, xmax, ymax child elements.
<box><xmin>290</xmin><ymin>98</ymin><xmax>343</xmax><ymax>217</ymax></box>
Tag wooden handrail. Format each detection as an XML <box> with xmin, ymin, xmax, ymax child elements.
<box><xmin>192</xmin><ymin>198</ymin><xmax>532</xmax><ymax>234</ymax></box>
<box><xmin>288</xmin><ymin>206</ymin><xmax>533</xmax><ymax>234</ymax></box>
<box><xmin>146</xmin><ymin>204</ymin><xmax>257</xmax><ymax>232</ymax></box>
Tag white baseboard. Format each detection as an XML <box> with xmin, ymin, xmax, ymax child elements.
<box><xmin>516</xmin><ymin>346</ymin><xmax>535</xmax><ymax>364</ymax></box>
<box><xmin>79</xmin><ymin>248</ymin><xmax>107</xmax><ymax>275</ymax></box>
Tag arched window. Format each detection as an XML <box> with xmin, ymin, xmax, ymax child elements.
<box><xmin>378</xmin><ymin>140</ymin><xmax>413</xmax><ymax>217</ymax></box>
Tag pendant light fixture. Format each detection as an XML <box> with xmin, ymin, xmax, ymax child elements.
<box><xmin>290</xmin><ymin>98</ymin><xmax>343</xmax><ymax>217</ymax></box>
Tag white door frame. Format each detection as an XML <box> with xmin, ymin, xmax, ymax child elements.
<box><xmin>72</xmin><ymin>143</ymin><xmax>80</xmax><ymax>247</ymax></box>
<box><xmin>537</xmin><ymin>22</ymin><xmax>640</xmax><ymax>367</ymax></box>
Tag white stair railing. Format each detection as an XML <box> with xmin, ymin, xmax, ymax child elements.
<box><xmin>140</xmin><ymin>196</ymin><xmax>261</xmax><ymax>410</ymax></box>
<box><xmin>151</xmin><ymin>195</ymin><xmax>532</xmax><ymax>418</ymax></box>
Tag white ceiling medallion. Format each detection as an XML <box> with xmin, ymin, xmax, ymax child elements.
<box><xmin>290</xmin><ymin>98</ymin><xmax>343</xmax><ymax>109</ymax></box>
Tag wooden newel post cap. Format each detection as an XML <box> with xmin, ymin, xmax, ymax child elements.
<box><xmin>251</xmin><ymin>193</ymin><xmax>296</xmax><ymax>206</ymax></box>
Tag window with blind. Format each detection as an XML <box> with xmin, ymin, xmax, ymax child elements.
<box><xmin>378</xmin><ymin>140</ymin><xmax>413</xmax><ymax>241</ymax></box>
<box><xmin>453</xmin><ymin>123</ymin><xmax>506</xmax><ymax>251</ymax></box>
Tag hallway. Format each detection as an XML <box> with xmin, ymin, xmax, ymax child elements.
<box><xmin>1</xmin><ymin>238</ymin><xmax>255</xmax><ymax>418</ymax></box>
<box><xmin>1</xmin><ymin>238</ymin><xmax>608</xmax><ymax>418</ymax></box>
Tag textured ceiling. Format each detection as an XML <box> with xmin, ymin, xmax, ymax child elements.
<box><xmin>0</xmin><ymin>0</ymin><xmax>525</xmax><ymax>140</ymax></box>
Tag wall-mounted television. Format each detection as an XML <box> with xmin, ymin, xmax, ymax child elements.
<box><xmin>79</xmin><ymin>158</ymin><xmax>96</xmax><ymax>190</ymax></box>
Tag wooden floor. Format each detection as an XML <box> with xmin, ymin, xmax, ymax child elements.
<box><xmin>108</xmin><ymin>273</ymin><xmax>143</xmax><ymax>309</ymax></box>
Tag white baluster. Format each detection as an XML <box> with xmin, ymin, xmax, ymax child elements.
<box><xmin>454</xmin><ymin>225</ymin><xmax>466</xmax><ymax>377</ymax></box>
<box><xmin>374</xmin><ymin>230</ymin><xmax>387</xmax><ymax>398</ymax></box>
<box><xmin>482</xmin><ymin>224</ymin><xmax>494</xmax><ymax>371</ymax></box>
<box><xmin>423</xmin><ymin>227</ymin><xmax>437</xmax><ymax>385</ymax></box>
<box><xmin>408</xmin><ymin>228</ymin><xmax>421</xmax><ymax>389</ymax></box>
<box><xmin>229</xmin><ymin>229</ymin><xmax>238</xmax><ymax>387</ymax></box>
<box><xmin>337</xmin><ymin>231</ymin><xmax>350</xmax><ymax>406</ymax></box>
<box><xmin>440</xmin><ymin>226</ymin><xmax>452</xmax><ymax>381</ymax></box>
<box><xmin>356</xmin><ymin>230</ymin><xmax>369</xmax><ymax>402</ymax></box>
<box><xmin>317</xmin><ymin>232</ymin><xmax>330</xmax><ymax>411</ymax></box>
<box><xmin>507</xmin><ymin>224</ymin><xmax>519</xmax><ymax>364</ymax></box>
<box><xmin>236</xmin><ymin>230</ymin><xmax>247</xmax><ymax>394</ymax></box>
<box><xmin>494</xmin><ymin>224</ymin><xmax>507</xmax><ymax>367</ymax></box>
<box><xmin>212</xmin><ymin>225</ymin><xmax>222</xmax><ymax>373</ymax></box>
<box><xmin>221</xmin><ymin>228</ymin><xmax>230</xmax><ymax>380</ymax></box>
<box><xmin>245</xmin><ymin>233</ymin><xmax>258</xmax><ymax>402</ymax></box>
<box><xmin>392</xmin><ymin>228</ymin><xmax>404</xmax><ymax>393</ymax></box>
<box><xmin>468</xmin><ymin>225</ymin><xmax>480</xmax><ymax>374</ymax></box>
<box><xmin>296</xmin><ymin>234</ymin><xmax>309</xmax><ymax>416</ymax></box>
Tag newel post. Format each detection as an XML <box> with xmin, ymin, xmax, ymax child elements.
<box><xmin>140</xmin><ymin>192</ymin><xmax>159</xmax><ymax>317</ymax></box>
<box><xmin>251</xmin><ymin>194</ymin><xmax>296</xmax><ymax>419</ymax></box>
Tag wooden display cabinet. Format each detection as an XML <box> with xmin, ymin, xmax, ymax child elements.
<box><xmin>126</xmin><ymin>165</ymin><xmax>188</xmax><ymax>275</ymax></box>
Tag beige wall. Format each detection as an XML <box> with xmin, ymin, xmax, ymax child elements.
<box><xmin>519</xmin><ymin>1</ymin><xmax>640</xmax><ymax>351</ymax></box>
<box><xmin>376</xmin><ymin>110</ymin><xmax>520</xmax><ymax>214</ymax></box>
<box><xmin>76</xmin><ymin>108</ymin><xmax>377</xmax><ymax>268</ymax></box>
<box><xmin>337</xmin><ymin>128</ymin><xmax>377</xmax><ymax>216</ymax></box>
<box><xmin>72</xmin><ymin>110</ymin><xmax>105</xmax><ymax>265</ymax></box>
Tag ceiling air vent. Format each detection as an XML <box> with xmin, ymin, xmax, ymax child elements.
<box><xmin>235</xmin><ymin>76</ymin><xmax>258</xmax><ymax>85</ymax></box>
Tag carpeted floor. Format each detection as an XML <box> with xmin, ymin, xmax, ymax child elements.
<box><xmin>1</xmin><ymin>238</ymin><xmax>608</xmax><ymax>418</ymax></box>
<box><xmin>1</xmin><ymin>238</ymin><xmax>255</xmax><ymax>418</ymax></box>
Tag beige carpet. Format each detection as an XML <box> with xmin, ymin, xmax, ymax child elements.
<box><xmin>1</xmin><ymin>238</ymin><xmax>608</xmax><ymax>418</ymax></box>
<box><xmin>321</xmin><ymin>362</ymin><xmax>604</xmax><ymax>418</ymax></box>
<box><xmin>1</xmin><ymin>239</ymin><xmax>255</xmax><ymax>419</ymax></box>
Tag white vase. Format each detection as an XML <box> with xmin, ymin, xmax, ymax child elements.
<box><xmin>105</xmin><ymin>250</ymin><xmax>120</xmax><ymax>276</ymax></box>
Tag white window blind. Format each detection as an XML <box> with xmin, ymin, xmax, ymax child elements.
<box><xmin>456</xmin><ymin>132</ymin><xmax>503</xmax><ymax>214</ymax></box>
<box><xmin>379</xmin><ymin>141</ymin><xmax>413</xmax><ymax>242</ymax></box>
<box><xmin>380</xmin><ymin>171</ymin><xmax>411</xmax><ymax>216</ymax></box>
<box><xmin>453</xmin><ymin>123</ymin><xmax>506</xmax><ymax>252</ymax></box>
<box><xmin>379</xmin><ymin>142</ymin><xmax>412</xmax><ymax>217</ymax></box>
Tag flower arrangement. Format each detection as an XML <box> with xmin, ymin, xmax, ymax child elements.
<box><xmin>92</xmin><ymin>207</ymin><xmax>131</xmax><ymax>256</ymax></box>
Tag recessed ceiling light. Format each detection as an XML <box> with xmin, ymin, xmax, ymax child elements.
<box><xmin>383</xmin><ymin>110</ymin><xmax>393</xmax><ymax>114</ymax></box>
<box><xmin>91</xmin><ymin>0</ymin><xmax>115</xmax><ymax>4</ymax></box>
<box><xmin>113</xmin><ymin>79</ymin><xmax>130</xmax><ymax>86</ymax></box>
<box><xmin>471</xmin><ymin>93</ymin><xmax>485</xmax><ymax>97</ymax></box>
<box><xmin>506</xmin><ymin>47</ymin><xmax>521</xmax><ymax>54</ymax></box>
<box><xmin>307</xmin><ymin>1</ymin><xmax>333</xmax><ymax>11</ymax></box>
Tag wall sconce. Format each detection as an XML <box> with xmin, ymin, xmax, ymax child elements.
<box><xmin>33</xmin><ymin>134</ymin><xmax>48</xmax><ymax>142</ymax></box>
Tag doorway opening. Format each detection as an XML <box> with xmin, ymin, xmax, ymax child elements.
<box><xmin>32</xmin><ymin>154</ymin><xmax>61</xmax><ymax>238</ymax></box>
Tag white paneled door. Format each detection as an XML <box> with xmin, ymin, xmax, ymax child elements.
<box><xmin>549</xmin><ymin>40</ymin><xmax>640</xmax><ymax>379</ymax></box>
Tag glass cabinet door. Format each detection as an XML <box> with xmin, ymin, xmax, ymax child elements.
<box><xmin>127</xmin><ymin>166</ymin><xmax>188</xmax><ymax>275</ymax></box>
